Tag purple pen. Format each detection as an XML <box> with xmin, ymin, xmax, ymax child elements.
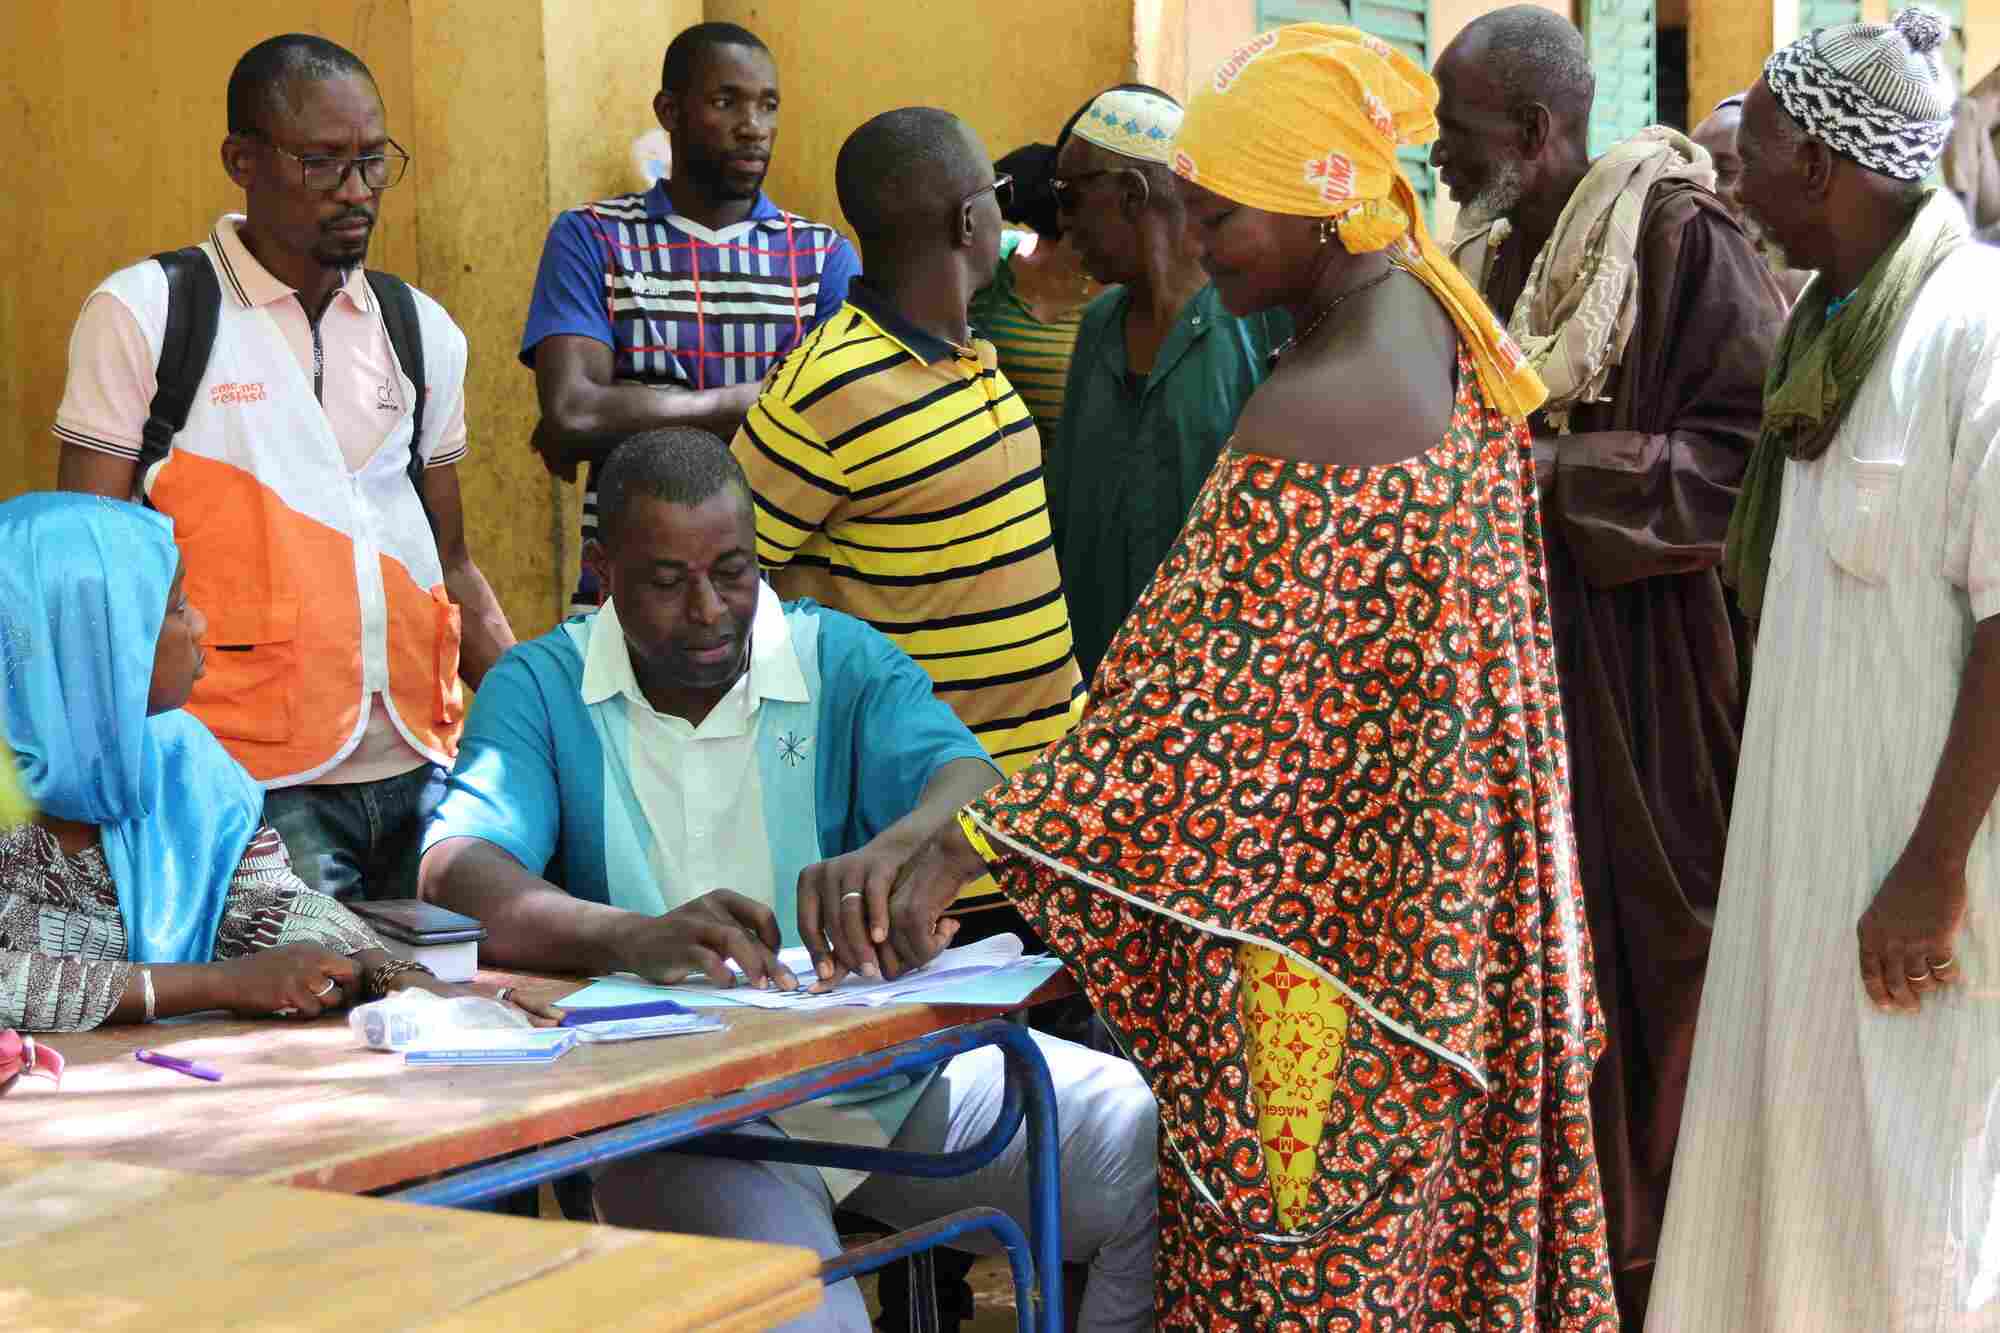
<box><xmin>134</xmin><ymin>1049</ymin><xmax>223</xmax><ymax>1083</ymax></box>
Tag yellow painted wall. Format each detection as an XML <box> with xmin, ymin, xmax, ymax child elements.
<box><xmin>705</xmin><ymin>0</ymin><xmax>1135</xmax><ymax>237</ymax></box>
<box><xmin>1689</xmin><ymin>0</ymin><xmax>1777</xmax><ymax>134</ymax></box>
<box><xmin>1966</xmin><ymin>0</ymin><xmax>1999</xmax><ymax>91</ymax></box>
<box><xmin>405</xmin><ymin>0</ymin><xmax>556</xmax><ymax>633</ymax></box>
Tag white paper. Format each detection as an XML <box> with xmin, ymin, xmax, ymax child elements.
<box><xmin>692</xmin><ymin>934</ymin><xmax>1033</xmax><ymax>1010</ymax></box>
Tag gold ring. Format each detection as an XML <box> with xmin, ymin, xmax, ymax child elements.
<box><xmin>1906</xmin><ymin>970</ymin><xmax>1934</xmax><ymax>983</ymax></box>
<box><xmin>1932</xmin><ymin>955</ymin><xmax>1958</xmax><ymax>971</ymax></box>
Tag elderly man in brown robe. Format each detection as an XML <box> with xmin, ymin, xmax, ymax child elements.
<box><xmin>1692</xmin><ymin>94</ymin><xmax>1815</xmax><ymax>303</ymax></box>
<box><xmin>1432</xmin><ymin>6</ymin><xmax>1786</xmax><ymax>1324</ymax></box>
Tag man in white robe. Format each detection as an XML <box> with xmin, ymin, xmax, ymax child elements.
<box><xmin>1650</xmin><ymin>10</ymin><xmax>2000</xmax><ymax>1330</ymax></box>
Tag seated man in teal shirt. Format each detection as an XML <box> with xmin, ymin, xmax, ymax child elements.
<box><xmin>1048</xmin><ymin>85</ymin><xmax>1288</xmax><ymax>680</ymax></box>
<box><xmin>419</xmin><ymin>429</ymin><xmax>1157</xmax><ymax>1333</ymax></box>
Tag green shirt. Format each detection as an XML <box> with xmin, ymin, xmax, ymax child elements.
<box><xmin>1049</xmin><ymin>284</ymin><xmax>1288</xmax><ymax>680</ymax></box>
<box><xmin>969</xmin><ymin>233</ymin><xmax>1087</xmax><ymax>447</ymax></box>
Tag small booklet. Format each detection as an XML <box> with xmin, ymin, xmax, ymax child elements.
<box><xmin>348</xmin><ymin>900</ymin><xmax>488</xmax><ymax>983</ymax></box>
<box><xmin>403</xmin><ymin>1030</ymin><xmax>578</xmax><ymax>1067</ymax></box>
<box><xmin>570</xmin><ymin>1012</ymin><xmax>724</xmax><ymax>1043</ymax></box>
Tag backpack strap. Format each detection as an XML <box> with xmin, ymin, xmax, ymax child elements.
<box><xmin>140</xmin><ymin>247</ymin><xmax>221</xmax><ymax>483</ymax></box>
<box><xmin>364</xmin><ymin>270</ymin><xmax>435</xmax><ymax>532</ymax></box>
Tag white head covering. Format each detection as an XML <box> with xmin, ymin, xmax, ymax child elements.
<box><xmin>1071</xmin><ymin>88</ymin><xmax>1183</xmax><ymax>165</ymax></box>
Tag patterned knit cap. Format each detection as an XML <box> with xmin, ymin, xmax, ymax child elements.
<box><xmin>1764</xmin><ymin>6</ymin><xmax>1954</xmax><ymax>181</ymax></box>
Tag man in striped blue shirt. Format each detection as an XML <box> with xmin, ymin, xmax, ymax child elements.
<box><xmin>523</xmin><ymin>21</ymin><xmax>859</xmax><ymax>611</ymax></box>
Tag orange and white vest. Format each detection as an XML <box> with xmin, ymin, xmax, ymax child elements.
<box><xmin>92</xmin><ymin>244</ymin><xmax>467</xmax><ymax>786</ymax></box>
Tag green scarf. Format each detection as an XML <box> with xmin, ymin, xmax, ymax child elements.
<box><xmin>1723</xmin><ymin>190</ymin><xmax>1969</xmax><ymax>620</ymax></box>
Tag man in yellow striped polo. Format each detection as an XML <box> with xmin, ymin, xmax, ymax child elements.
<box><xmin>731</xmin><ymin>108</ymin><xmax>1086</xmax><ymax>784</ymax></box>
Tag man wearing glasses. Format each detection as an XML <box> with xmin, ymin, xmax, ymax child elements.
<box><xmin>53</xmin><ymin>33</ymin><xmax>513</xmax><ymax>902</ymax></box>
<box><xmin>731</xmin><ymin>108</ymin><xmax>1086</xmax><ymax>791</ymax></box>
<box><xmin>1045</xmin><ymin>84</ymin><xmax>1286</xmax><ymax>683</ymax></box>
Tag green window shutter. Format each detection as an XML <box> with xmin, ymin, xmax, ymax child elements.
<box><xmin>1253</xmin><ymin>0</ymin><xmax>1436</xmax><ymax>227</ymax></box>
<box><xmin>1583</xmin><ymin>0</ymin><xmax>1657</xmax><ymax>158</ymax></box>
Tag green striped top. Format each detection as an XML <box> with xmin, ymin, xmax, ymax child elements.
<box><xmin>969</xmin><ymin>233</ymin><xmax>1087</xmax><ymax>449</ymax></box>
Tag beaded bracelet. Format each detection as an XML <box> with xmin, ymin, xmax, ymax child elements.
<box><xmin>364</xmin><ymin>957</ymin><xmax>436</xmax><ymax>1001</ymax></box>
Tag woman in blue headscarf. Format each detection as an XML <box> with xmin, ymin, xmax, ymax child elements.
<box><xmin>0</xmin><ymin>493</ymin><xmax>537</xmax><ymax>1031</ymax></box>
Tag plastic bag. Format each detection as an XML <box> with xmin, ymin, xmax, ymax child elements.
<box><xmin>348</xmin><ymin>988</ymin><xmax>530</xmax><ymax>1053</ymax></box>
<box><xmin>631</xmin><ymin>128</ymin><xmax>672</xmax><ymax>190</ymax></box>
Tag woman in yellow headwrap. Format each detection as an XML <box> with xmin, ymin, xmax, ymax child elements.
<box><xmin>873</xmin><ymin>25</ymin><xmax>1616</xmax><ymax>1329</ymax></box>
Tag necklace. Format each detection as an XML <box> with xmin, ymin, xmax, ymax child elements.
<box><xmin>1270</xmin><ymin>267</ymin><xmax>1397</xmax><ymax>367</ymax></box>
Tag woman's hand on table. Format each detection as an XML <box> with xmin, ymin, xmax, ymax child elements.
<box><xmin>215</xmin><ymin>944</ymin><xmax>359</xmax><ymax>1019</ymax></box>
<box><xmin>878</xmin><ymin>822</ymin><xmax>987</xmax><ymax>979</ymax></box>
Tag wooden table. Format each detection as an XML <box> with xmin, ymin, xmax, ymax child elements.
<box><xmin>0</xmin><ymin>970</ymin><xmax>1076</xmax><ymax>1331</ymax></box>
<box><xmin>0</xmin><ymin>970</ymin><xmax>1070</xmax><ymax>1191</ymax></box>
<box><xmin>0</xmin><ymin>1145</ymin><xmax>820</xmax><ymax>1331</ymax></box>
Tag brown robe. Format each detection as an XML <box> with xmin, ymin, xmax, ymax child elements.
<box><xmin>1453</xmin><ymin>178</ymin><xmax>1786</xmax><ymax>1324</ymax></box>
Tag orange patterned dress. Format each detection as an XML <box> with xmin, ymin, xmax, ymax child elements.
<box><xmin>966</xmin><ymin>350</ymin><xmax>1616</xmax><ymax>1328</ymax></box>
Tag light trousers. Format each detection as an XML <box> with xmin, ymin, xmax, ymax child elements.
<box><xmin>593</xmin><ymin>1030</ymin><xmax>1159</xmax><ymax>1332</ymax></box>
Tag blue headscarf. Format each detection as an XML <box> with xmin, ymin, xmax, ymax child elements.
<box><xmin>0</xmin><ymin>494</ymin><xmax>262</xmax><ymax>963</ymax></box>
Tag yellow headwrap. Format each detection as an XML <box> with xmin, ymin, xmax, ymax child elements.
<box><xmin>1172</xmin><ymin>24</ymin><xmax>1547</xmax><ymax>422</ymax></box>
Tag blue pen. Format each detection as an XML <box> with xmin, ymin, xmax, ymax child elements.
<box><xmin>559</xmin><ymin>999</ymin><xmax>694</xmax><ymax>1027</ymax></box>
<box><xmin>134</xmin><ymin>1049</ymin><xmax>223</xmax><ymax>1083</ymax></box>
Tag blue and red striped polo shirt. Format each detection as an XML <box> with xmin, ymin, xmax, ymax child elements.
<box><xmin>522</xmin><ymin>184</ymin><xmax>859</xmax><ymax>607</ymax></box>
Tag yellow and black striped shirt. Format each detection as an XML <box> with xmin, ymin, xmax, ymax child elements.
<box><xmin>731</xmin><ymin>283</ymin><xmax>1085</xmax><ymax>774</ymax></box>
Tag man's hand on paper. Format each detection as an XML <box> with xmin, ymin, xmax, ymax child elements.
<box><xmin>797</xmin><ymin>835</ymin><xmax>912</xmax><ymax>989</ymax></box>
<box><xmin>624</xmin><ymin>889</ymin><xmax>799</xmax><ymax>991</ymax></box>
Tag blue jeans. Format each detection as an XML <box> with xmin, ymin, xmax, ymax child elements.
<box><xmin>263</xmin><ymin>763</ymin><xmax>446</xmax><ymax>902</ymax></box>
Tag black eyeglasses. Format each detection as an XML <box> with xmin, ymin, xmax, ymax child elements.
<box><xmin>962</xmin><ymin>173</ymin><xmax>1014</xmax><ymax>213</ymax></box>
<box><xmin>242</xmin><ymin>131</ymin><xmax>411</xmax><ymax>192</ymax></box>
<box><xmin>1049</xmin><ymin>169</ymin><xmax>1121</xmax><ymax>209</ymax></box>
